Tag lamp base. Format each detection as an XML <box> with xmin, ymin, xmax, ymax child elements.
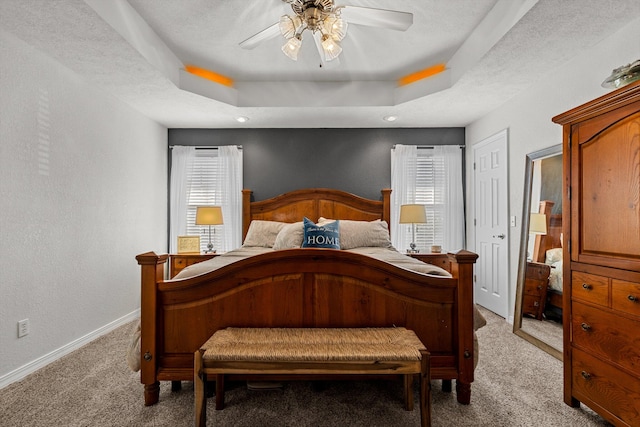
<box><xmin>204</xmin><ymin>242</ymin><xmax>216</xmax><ymax>254</ymax></box>
<box><xmin>406</xmin><ymin>243</ymin><xmax>419</xmax><ymax>254</ymax></box>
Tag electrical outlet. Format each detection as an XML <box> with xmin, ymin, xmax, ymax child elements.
<box><xmin>18</xmin><ymin>319</ymin><xmax>29</xmax><ymax>338</ymax></box>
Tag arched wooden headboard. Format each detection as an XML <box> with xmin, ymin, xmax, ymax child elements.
<box><xmin>241</xmin><ymin>188</ymin><xmax>392</xmax><ymax>240</ymax></box>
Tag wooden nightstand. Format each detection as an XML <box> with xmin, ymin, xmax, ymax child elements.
<box><xmin>522</xmin><ymin>262</ymin><xmax>551</xmax><ymax>320</ymax></box>
<box><xmin>169</xmin><ymin>253</ymin><xmax>218</xmax><ymax>278</ymax></box>
<box><xmin>408</xmin><ymin>252</ymin><xmax>451</xmax><ymax>273</ymax></box>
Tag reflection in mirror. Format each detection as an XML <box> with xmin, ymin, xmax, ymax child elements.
<box><xmin>513</xmin><ymin>144</ymin><xmax>563</xmax><ymax>360</ymax></box>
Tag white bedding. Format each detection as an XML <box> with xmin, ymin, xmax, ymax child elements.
<box><xmin>545</xmin><ymin>248</ymin><xmax>563</xmax><ymax>293</ymax></box>
<box><xmin>173</xmin><ymin>246</ymin><xmax>451</xmax><ymax>280</ymax></box>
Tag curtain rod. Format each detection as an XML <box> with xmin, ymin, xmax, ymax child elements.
<box><xmin>169</xmin><ymin>145</ymin><xmax>243</xmax><ymax>150</ymax></box>
<box><xmin>392</xmin><ymin>145</ymin><xmax>465</xmax><ymax>149</ymax></box>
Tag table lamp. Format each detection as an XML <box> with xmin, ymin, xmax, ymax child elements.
<box><xmin>195</xmin><ymin>206</ymin><xmax>223</xmax><ymax>253</ymax></box>
<box><xmin>399</xmin><ymin>204</ymin><xmax>427</xmax><ymax>253</ymax></box>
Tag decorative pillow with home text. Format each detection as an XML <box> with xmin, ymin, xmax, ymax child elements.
<box><xmin>302</xmin><ymin>217</ymin><xmax>340</xmax><ymax>249</ymax></box>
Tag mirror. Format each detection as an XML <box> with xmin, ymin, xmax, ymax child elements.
<box><xmin>513</xmin><ymin>144</ymin><xmax>563</xmax><ymax>360</ymax></box>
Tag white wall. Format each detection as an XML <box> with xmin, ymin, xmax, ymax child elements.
<box><xmin>0</xmin><ymin>30</ymin><xmax>168</xmax><ymax>385</ymax></box>
<box><xmin>465</xmin><ymin>18</ymin><xmax>640</xmax><ymax>322</ymax></box>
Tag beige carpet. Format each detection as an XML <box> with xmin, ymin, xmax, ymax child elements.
<box><xmin>0</xmin><ymin>307</ymin><xmax>610</xmax><ymax>426</ymax></box>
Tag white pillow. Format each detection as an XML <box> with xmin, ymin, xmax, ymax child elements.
<box><xmin>318</xmin><ymin>217</ymin><xmax>392</xmax><ymax>250</ymax></box>
<box><xmin>243</xmin><ymin>220</ymin><xmax>287</xmax><ymax>247</ymax></box>
<box><xmin>273</xmin><ymin>221</ymin><xmax>304</xmax><ymax>250</ymax></box>
<box><xmin>545</xmin><ymin>247</ymin><xmax>563</xmax><ymax>264</ymax></box>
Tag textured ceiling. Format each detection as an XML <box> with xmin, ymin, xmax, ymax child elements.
<box><xmin>1</xmin><ymin>0</ymin><xmax>639</xmax><ymax>128</ymax></box>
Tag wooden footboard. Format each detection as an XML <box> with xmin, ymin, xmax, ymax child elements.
<box><xmin>136</xmin><ymin>248</ymin><xmax>477</xmax><ymax>406</ymax></box>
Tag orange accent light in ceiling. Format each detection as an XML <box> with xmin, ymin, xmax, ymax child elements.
<box><xmin>398</xmin><ymin>63</ymin><xmax>446</xmax><ymax>86</ymax></box>
<box><xmin>185</xmin><ymin>65</ymin><xmax>234</xmax><ymax>87</ymax></box>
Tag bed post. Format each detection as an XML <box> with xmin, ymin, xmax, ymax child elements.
<box><xmin>135</xmin><ymin>251</ymin><xmax>168</xmax><ymax>406</ymax></box>
<box><xmin>242</xmin><ymin>189</ymin><xmax>253</xmax><ymax>241</ymax></box>
<box><xmin>447</xmin><ymin>249</ymin><xmax>478</xmax><ymax>405</ymax></box>
<box><xmin>381</xmin><ymin>188</ymin><xmax>391</xmax><ymax>227</ymax></box>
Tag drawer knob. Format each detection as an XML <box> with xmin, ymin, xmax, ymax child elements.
<box><xmin>581</xmin><ymin>371</ymin><xmax>591</xmax><ymax>380</ymax></box>
<box><xmin>580</xmin><ymin>323</ymin><xmax>591</xmax><ymax>332</ymax></box>
<box><xmin>582</xmin><ymin>283</ymin><xmax>592</xmax><ymax>290</ymax></box>
<box><xmin>629</xmin><ymin>295</ymin><xmax>638</xmax><ymax>302</ymax></box>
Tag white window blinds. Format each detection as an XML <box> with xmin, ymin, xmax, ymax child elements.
<box><xmin>413</xmin><ymin>151</ymin><xmax>446</xmax><ymax>249</ymax></box>
<box><xmin>184</xmin><ymin>150</ymin><xmax>224</xmax><ymax>252</ymax></box>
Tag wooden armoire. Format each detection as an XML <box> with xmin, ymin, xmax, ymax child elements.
<box><xmin>552</xmin><ymin>80</ymin><xmax>640</xmax><ymax>426</ymax></box>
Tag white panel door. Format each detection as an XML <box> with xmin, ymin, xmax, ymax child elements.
<box><xmin>473</xmin><ymin>130</ymin><xmax>509</xmax><ymax>317</ymax></box>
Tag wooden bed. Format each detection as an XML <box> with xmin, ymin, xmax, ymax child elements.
<box><xmin>136</xmin><ymin>188</ymin><xmax>478</xmax><ymax>406</ymax></box>
<box><xmin>531</xmin><ymin>200</ymin><xmax>563</xmax><ymax>317</ymax></box>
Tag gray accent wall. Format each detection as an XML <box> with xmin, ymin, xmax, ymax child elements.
<box><xmin>169</xmin><ymin>128</ymin><xmax>464</xmax><ymax>201</ymax></box>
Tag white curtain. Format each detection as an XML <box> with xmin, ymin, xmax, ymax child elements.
<box><xmin>435</xmin><ymin>145</ymin><xmax>465</xmax><ymax>251</ymax></box>
<box><xmin>216</xmin><ymin>145</ymin><xmax>243</xmax><ymax>251</ymax></box>
<box><xmin>169</xmin><ymin>146</ymin><xmax>196</xmax><ymax>254</ymax></box>
<box><xmin>390</xmin><ymin>144</ymin><xmax>418</xmax><ymax>251</ymax></box>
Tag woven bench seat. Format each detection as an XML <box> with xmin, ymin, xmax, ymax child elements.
<box><xmin>194</xmin><ymin>327</ymin><xmax>431</xmax><ymax>427</ymax></box>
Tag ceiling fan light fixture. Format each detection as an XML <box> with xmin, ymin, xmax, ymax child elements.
<box><xmin>324</xmin><ymin>15</ymin><xmax>347</xmax><ymax>40</ymax></box>
<box><xmin>241</xmin><ymin>1</ymin><xmax>413</xmax><ymax>64</ymax></box>
<box><xmin>279</xmin><ymin>15</ymin><xmax>302</xmax><ymax>39</ymax></box>
<box><xmin>282</xmin><ymin>35</ymin><xmax>303</xmax><ymax>60</ymax></box>
<box><xmin>321</xmin><ymin>35</ymin><xmax>341</xmax><ymax>61</ymax></box>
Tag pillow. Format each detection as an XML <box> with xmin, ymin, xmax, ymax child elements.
<box><xmin>273</xmin><ymin>221</ymin><xmax>304</xmax><ymax>250</ymax></box>
<box><xmin>318</xmin><ymin>217</ymin><xmax>392</xmax><ymax>249</ymax></box>
<box><xmin>302</xmin><ymin>217</ymin><xmax>340</xmax><ymax>249</ymax></box>
<box><xmin>243</xmin><ymin>220</ymin><xmax>287</xmax><ymax>247</ymax></box>
<box><xmin>545</xmin><ymin>247</ymin><xmax>563</xmax><ymax>264</ymax></box>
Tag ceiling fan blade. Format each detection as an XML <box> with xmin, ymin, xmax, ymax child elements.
<box><xmin>239</xmin><ymin>22</ymin><xmax>281</xmax><ymax>49</ymax></box>
<box><xmin>339</xmin><ymin>6</ymin><xmax>413</xmax><ymax>31</ymax></box>
<box><xmin>313</xmin><ymin>32</ymin><xmax>341</xmax><ymax>68</ymax></box>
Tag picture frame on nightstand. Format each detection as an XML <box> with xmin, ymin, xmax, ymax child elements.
<box><xmin>177</xmin><ymin>235</ymin><xmax>200</xmax><ymax>254</ymax></box>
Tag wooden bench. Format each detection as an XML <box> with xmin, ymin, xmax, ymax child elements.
<box><xmin>194</xmin><ymin>327</ymin><xmax>431</xmax><ymax>427</ymax></box>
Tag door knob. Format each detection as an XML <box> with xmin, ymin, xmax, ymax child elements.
<box><xmin>493</xmin><ymin>234</ymin><xmax>506</xmax><ymax>239</ymax></box>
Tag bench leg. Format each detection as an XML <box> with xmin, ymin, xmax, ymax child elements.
<box><xmin>215</xmin><ymin>374</ymin><xmax>225</xmax><ymax>410</ymax></box>
<box><xmin>403</xmin><ymin>375</ymin><xmax>414</xmax><ymax>411</ymax></box>
<box><xmin>420</xmin><ymin>350</ymin><xmax>431</xmax><ymax>427</ymax></box>
<box><xmin>194</xmin><ymin>350</ymin><xmax>206</xmax><ymax>427</ymax></box>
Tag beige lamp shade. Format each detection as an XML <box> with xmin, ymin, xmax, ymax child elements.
<box><xmin>399</xmin><ymin>204</ymin><xmax>427</xmax><ymax>224</ymax></box>
<box><xmin>195</xmin><ymin>206</ymin><xmax>223</xmax><ymax>225</ymax></box>
<box><xmin>529</xmin><ymin>213</ymin><xmax>547</xmax><ymax>235</ymax></box>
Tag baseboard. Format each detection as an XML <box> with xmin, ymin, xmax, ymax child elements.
<box><xmin>0</xmin><ymin>309</ymin><xmax>140</xmax><ymax>389</ymax></box>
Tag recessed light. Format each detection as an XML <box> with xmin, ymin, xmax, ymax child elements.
<box><xmin>383</xmin><ymin>115</ymin><xmax>397</xmax><ymax>122</ymax></box>
<box><xmin>236</xmin><ymin>116</ymin><xmax>249</xmax><ymax>123</ymax></box>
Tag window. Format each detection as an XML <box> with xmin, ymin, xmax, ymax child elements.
<box><xmin>184</xmin><ymin>150</ymin><xmax>224</xmax><ymax>252</ymax></box>
<box><xmin>391</xmin><ymin>145</ymin><xmax>464</xmax><ymax>252</ymax></box>
<box><xmin>169</xmin><ymin>146</ymin><xmax>243</xmax><ymax>253</ymax></box>
<box><xmin>412</xmin><ymin>151</ymin><xmax>446</xmax><ymax>249</ymax></box>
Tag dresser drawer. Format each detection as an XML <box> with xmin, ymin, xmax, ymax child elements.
<box><xmin>524</xmin><ymin>278</ymin><xmax>546</xmax><ymax>297</ymax></box>
<box><xmin>522</xmin><ymin>294</ymin><xmax>543</xmax><ymax>317</ymax></box>
<box><xmin>572</xmin><ymin>271</ymin><xmax>608</xmax><ymax>306</ymax></box>
<box><xmin>612</xmin><ymin>279</ymin><xmax>640</xmax><ymax>317</ymax></box>
<box><xmin>572</xmin><ymin>302</ymin><xmax>640</xmax><ymax>375</ymax></box>
<box><xmin>572</xmin><ymin>348</ymin><xmax>640</xmax><ymax>426</ymax></box>
<box><xmin>173</xmin><ymin>258</ymin><xmax>189</xmax><ymax>270</ymax></box>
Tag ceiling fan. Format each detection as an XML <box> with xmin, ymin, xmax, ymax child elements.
<box><xmin>239</xmin><ymin>0</ymin><xmax>413</xmax><ymax>64</ymax></box>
